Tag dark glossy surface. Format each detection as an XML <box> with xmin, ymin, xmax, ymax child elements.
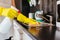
<box><xmin>16</xmin><ymin>20</ymin><xmax>60</xmax><ymax>40</ymax></box>
<box><xmin>35</xmin><ymin>27</ymin><xmax>56</xmax><ymax>40</ymax></box>
<box><xmin>29</xmin><ymin>26</ymin><xmax>60</xmax><ymax>40</ymax></box>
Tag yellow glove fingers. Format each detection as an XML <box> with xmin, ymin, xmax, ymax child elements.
<box><xmin>8</xmin><ymin>8</ymin><xmax>18</xmax><ymax>17</ymax></box>
<box><xmin>2</xmin><ymin>9</ymin><xmax>8</xmax><ymax>16</ymax></box>
<box><xmin>19</xmin><ymin>14</ymin><xmax>29</xmax><ymax>23</ymax></box>
<box><xmin>10</xmin><ymin>8</ymin><xmax>17</xmax><ymax>13</ymax></box>
<box><xmin>10</xmin><ymin>11</ymin><xmax>16</xmax><ymax>17</ymax></box>
<box><xmin>8</xmin><ymin>11</ymin><xmax>18</xmax><ymax>19</ymax></box>
<box><xmin>2</xmin><ymin>8</ymin><xmax>18</xmax><ymax>19</ymax></box>
<box><xmin>0</xmin><ymin>7</ymin><xmax>5</xmax><ymax>16</ymax></box>
<box><xmin>8</xmin><ymin>12</ymin><xmax>14</xmax><ymax>19</ymax></box>
<box><xmin>17</xmin><ymin>14</ymin><xmax>37</xmax><ymax>24</ymax></box>
<box><xmin>17</xmin><ymin>15</ymin><xmax>24</xmax><ymax>23</ymax></box>
<box><xmin>17</xmin><ymin>13</ymin><xmax>27</xmax><ymax>22</ymax></box>
<box><xmin>25</xmin><ymin>18</ymin><xmax>37</xmax><ymax>24</ymax></box>
<box><xmin>10</xmin><ymin>9</ymin><xmax>18</xmax><ymax>17</ymax></box>
<box><xmin>29</xmin><ymin>18</ymin><xmax>36</xmax><ymax>22</ymax></box>
<box><xmin>17</xmin><ymin>14</ymin><xmax>26</xmax><ymax>23</ymax></box>
<box><xmin>19</xmin><ymin>14</ymin><xmax>37</xmax><ymax>24</ymax></box>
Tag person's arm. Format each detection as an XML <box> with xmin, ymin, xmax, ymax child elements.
<box><xmin>11</xmin><ymin>0</ymin><xmax>40</xmax><ymax>26</ymax></box>
<box><xmin>11</xmin><ymin>0</ymin><xmax>39</xmax><ymax>26</ymax></box>
<box><xmin>11</xmin><ymin>0</ymin><xmax>16</xmax><ymax>7</ymax></box>
<box><xmin>0</xmin><ymin>7</ymin><xmax>5</xmax><ymax>16</ymax></box>
<box><xmin>0</xmin><ymin>7</ymin><xmax>18</xmax><ymax>34</ymax></box>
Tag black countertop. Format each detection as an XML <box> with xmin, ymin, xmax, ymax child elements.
<box><xmin>15</xmin><ymin>20</ymin><xmax>60</xmax><ymax>40</ymax></box>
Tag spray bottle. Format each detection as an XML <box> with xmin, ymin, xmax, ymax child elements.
<box><xmin>0</xmin><ymin>7</ymin><xmax>18</xmax><ymax>40</ymax></box>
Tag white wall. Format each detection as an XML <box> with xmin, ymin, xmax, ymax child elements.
<box><xmin>0</xmin><ymin>0</ymin><xmax>11</xmax><ymax>8</ymax></box>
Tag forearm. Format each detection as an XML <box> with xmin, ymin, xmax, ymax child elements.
<box><xmin>0</xmin><ymin>7</ymin><xmax>5</xmax><ymax>16</ymax></box>
<box><xmin>17</xmin><ymin>13</ymin><xmax>37</xmax><ymax>24</ymax></box>
<box><xmin>11</xmin><ymin>0</ymin><xmax>16</xmax><ymax>7</ymax></box>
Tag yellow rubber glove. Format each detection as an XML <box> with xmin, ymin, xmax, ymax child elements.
<box><xmin>0</xmin><ymin>7</ymin><xmax>5</xmax><ymax>16</ymax></box>
<box><xmin>17</xmin><ymin>13</ymin><xmax>38</xmax><ymax>25</ymax></box>
<box><xmin>2</xmin><ymin>8</ymin><xmax>18</xmax><ymax>19</ymax></box>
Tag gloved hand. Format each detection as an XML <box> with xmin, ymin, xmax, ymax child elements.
<box><xmin>17</xmin><ymin>13</ymin><xmax>40</xmax><ymax>26</ymax></box>
<box><xmin>17</xmin><ymin>13</ymin><xmax>40</xmax><ymax>27</ymax></box>
<box><xmin>0</xmin><ymin>7</ymin><xmax>5</xmax><ymax>16</ymax></box>
<box><xmin>2</xmin><ymin>8</ymin><xmax>18</xmax><ymax>19</ymax></box>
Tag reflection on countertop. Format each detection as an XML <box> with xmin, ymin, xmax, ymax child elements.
<box><xmin>15</xmin><ymin>20</ymin><xmax>60</xmax><ymax>40</ymax></box>
<box><xmin>28</xmin><ymin>26</ymin><xmax>56</xmax><ymax>40</ymax></box>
